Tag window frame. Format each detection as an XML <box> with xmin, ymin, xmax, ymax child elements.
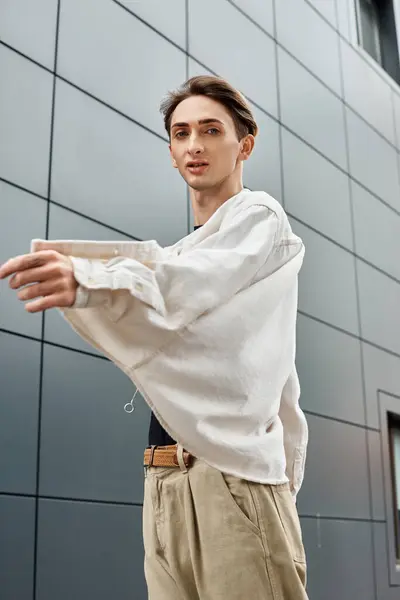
<box><xmin>379</xmin><ymin>391</ymin><xmax>400</xmax><ymax>585</ymax></box>
<box><xmin>349</xmin><ymin>0</ymin><xmax>400</xmax><ymax>90</ymax></box>
<box><xmin>355</xmin><ymin>0</ymin><xmax>383</xmax><ymax>64</ymax></box>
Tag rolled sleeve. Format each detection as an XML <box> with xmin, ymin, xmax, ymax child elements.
<box><xmin>66</xmin><ymin>204</ymin><xmax>281</xmax><ymax>331</ymax></box>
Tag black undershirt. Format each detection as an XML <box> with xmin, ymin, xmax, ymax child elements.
<box><xmin>148</xmin><ymin>224</ymin><xmax>203</xmax><ymax>447</ymax></box>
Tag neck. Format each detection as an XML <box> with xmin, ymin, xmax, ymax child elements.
<box><xmin>190</xmin><ymin>178</ymin><xmax>244</xmax><ymax>226</ymax></box>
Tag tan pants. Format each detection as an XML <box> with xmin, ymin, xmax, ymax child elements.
<box><xmin>143</xmin><ymin>453</ymin><xmax>308</xmax><ymax>600</ymax></box>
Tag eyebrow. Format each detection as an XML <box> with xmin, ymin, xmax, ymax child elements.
<box><xmin>171</xmin><ymin>118</ymin><xmax>224</xmax><ymax>129</ymax></box>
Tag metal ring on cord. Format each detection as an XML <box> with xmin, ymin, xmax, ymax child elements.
<box><xmin>124</xmin><ymin>388</ymin><xmax>139</xmax><ymax>413</ymax></box>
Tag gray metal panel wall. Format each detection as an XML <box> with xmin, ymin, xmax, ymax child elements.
<box><xmin>1</xmin><ymin>1</ymin><xmax>400</xmax><ymax>598</ymax></box>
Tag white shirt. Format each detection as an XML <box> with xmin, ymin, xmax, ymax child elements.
<box><xmin>31</xmin><ymin>189</ymin><xmax>308</xmax><ymax>500</ymax></box>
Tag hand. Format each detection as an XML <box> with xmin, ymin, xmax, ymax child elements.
<box><xmin>0</xmin><ymin>250</ymin><xmax>78</xmax><ymax>313</ymax></box>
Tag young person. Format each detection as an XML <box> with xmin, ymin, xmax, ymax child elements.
<box><xmin>0</xmin><ymin>76</ymin><xmax>309</xmax><ymax>599</ymax></box>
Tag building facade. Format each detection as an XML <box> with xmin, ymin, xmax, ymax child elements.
<box><xmin>1</xmin><ymin>1</ymin><xmax>400</xmax><ymax>598</ymax></box>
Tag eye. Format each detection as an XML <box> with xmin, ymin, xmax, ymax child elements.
<box><xmin>175</xmin><ymin>131</ymin><xmax>188</xmax><ymax>138</ymax></box>
<box><xmin>207</xmin><ymin>128</ymin><xmax>220</xmax><ymax>134</ymax></box>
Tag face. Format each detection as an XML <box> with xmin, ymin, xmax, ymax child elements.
<box><xmin>169</xmin><ymin>95</ymin><xmax>254</xmax><ymax>191</ymax></box>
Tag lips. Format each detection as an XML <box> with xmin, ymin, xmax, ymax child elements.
<box><xmin>186</xmin><ymin>161</ymin><xmax>209</xmax><ymax>175</ymax></box>
<box><xmin>186</xmin><ymin>161</ymin><xmax>209</xmax><ymax>168</ymax></box>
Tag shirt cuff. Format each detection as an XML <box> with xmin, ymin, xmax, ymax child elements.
<box><xmin>72</xmin><ymin>285</ymin><xmax>90</xmax><ymax>308</ymax></box>
<box><xmin>70</xmin><ymin>257</ymin><xmax>114</xmax><ymax>309</ymax></box>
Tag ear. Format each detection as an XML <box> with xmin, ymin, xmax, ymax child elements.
<box><xmin>169</xmin><ymin>144</ymin><xmax>178</xmax><ymax>168</ymax></box>
<box><xmin>239</xmin><ymin>134</ymin><xmax>255</xmax><ymax>162</ymax></box>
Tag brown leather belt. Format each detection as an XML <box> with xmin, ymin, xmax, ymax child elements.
<box><xmin>143</xmin><ymin>444</ymin><xmax>193</xmax><ymax>468</ymax></box>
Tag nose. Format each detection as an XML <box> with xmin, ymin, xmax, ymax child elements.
<box><xmin>187</xmin><ymin>133</ymin><xmax>204</xmax><ymax>155</ymax></box>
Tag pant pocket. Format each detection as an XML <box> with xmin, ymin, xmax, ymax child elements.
<box><xmin>270</xmin><ymin>485</ymin><xmax>306</xmax><ymax>564</ymax></box>
<box><xmin>216</xmin><ymin>469</ymin><xmax>262</xmax><ymax>537</ymax></box>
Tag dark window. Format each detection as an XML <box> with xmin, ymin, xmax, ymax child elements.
<box><xmin>356</xmin><ymin>0</ymin><xmax>400</xmax><ymax>84</ymax></box>
<box><xmin>388</xmin><ymin>414</ymin><xmax>400</xmax><ymax>562</ymax></box>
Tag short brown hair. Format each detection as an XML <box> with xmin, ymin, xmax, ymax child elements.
<box><xmin>160</xmin><ymin>75</ymin><xmax>259</xmax><ymax>141</ymax></box>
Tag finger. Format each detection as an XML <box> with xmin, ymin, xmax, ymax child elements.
<box><xmin>1</xmin><ymin>254</ymin><xmax>44</xmax><ymax>279</ymax></box>
<box><xmin>0</xmin><ymin>255</ymin><xmax>26</xmax><ymax>279</ymax></box>
<box><xmin>17</xmin><ymin>279</ymin><xmax>63</xmax><ymax>301</ymax></box>
<box><xmin>25</xmin><ymin>292</ymin><xmax>70</xmax><ymax>313</ymax></box>
<box><xmin>9</xmin><ymin>259</ymin><xmax>67</xmax><ymax>290</ymax></box>
<box><xmin>10</xmin><ymin>264</ymin><xmax>51</xmax><ymax>290</ymax></box>
<box><xmin>0</xmin><ymin>251</ymin><xmax>57</xmax><ymax>280</ymax></box>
